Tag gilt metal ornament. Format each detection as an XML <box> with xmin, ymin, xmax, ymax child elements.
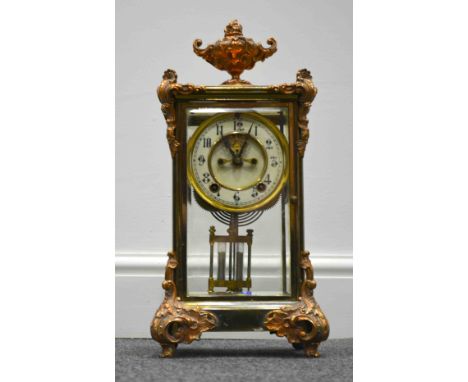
<box><xmin>264</xmin><ymin>251</ymin><xmax>329</xmax><ymax>357</ymax></box>
<box><xmin>157</xmin><ymin>69</ymin><xmax>205</xmax><ymax>157</ymax></box>
<box><xmin>151</xmin><ymin>252</ymin><xmax>218</xmax><ymax>357</ymax></box>
<box><xmin>193</xmin><ymin>20</ymin><xmax>277</xmax><ymax>85</ymax></box>
<box><xmin>268</xmin><ymin>69</ymin><xmax>318</xmax><ymax>157</ymax></box>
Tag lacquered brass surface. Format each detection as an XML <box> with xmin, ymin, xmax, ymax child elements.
<box><xmin>193</xmin><ymin>20</ymin><xmax>277</xmax><ymax>85</ymax></box>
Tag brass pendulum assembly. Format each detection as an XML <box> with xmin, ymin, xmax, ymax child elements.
<box><xmin>208</xmin><ymin>214</ymin><xmax>253</xmax><ymax>294</ymax></box>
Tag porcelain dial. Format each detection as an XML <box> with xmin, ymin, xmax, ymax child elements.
<box><xmin>188</xmin><ymin>113</ymin><xmax>288</xmax><ymax>212</ymax></box>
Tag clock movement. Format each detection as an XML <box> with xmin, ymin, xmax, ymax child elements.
<box><xmin>151</xmin><ymin>20</ymin><xmax>329</xmax><ymax>358</ymax></box>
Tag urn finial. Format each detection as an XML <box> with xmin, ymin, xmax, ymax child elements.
<box><xmin>193</xmin><ymin>20</ymin><xmax>277</xmax><ymax>85</ymax></box>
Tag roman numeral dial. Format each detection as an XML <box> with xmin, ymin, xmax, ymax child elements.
<box><xmin>188</xmin><ymin>112</ymin><xmax>289</xmax><ymax>213</ymax></box>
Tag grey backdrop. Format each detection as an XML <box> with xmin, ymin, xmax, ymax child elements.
<box><xmin>116</xmin><ymin>0</ymin><xmax>352</xmax><ymax>256</ymax></box>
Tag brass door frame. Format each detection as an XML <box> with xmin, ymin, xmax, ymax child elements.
<box><xmin>173</xmin><ymin>93</ymin><xmax>303</xmax><ymax>316</ymax></box>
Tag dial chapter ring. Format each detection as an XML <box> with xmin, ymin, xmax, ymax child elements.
<box><xmin>187</xmin><ymin>112</ymin><xmax>289</xmax><ymax>213</ymax></box>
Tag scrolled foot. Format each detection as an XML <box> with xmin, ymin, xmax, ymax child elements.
<box><xmin>160</xmin><ymin>343</ymin><xmax>177</xmax><ymax>358</ymax></box>
<box><xmin>304</xmin><ymin>343</ymin><xmax>320</xmax><ymax>358</ymax></box>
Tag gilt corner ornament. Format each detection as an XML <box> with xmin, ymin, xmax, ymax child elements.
<box><xmin>151</xmin><ymin>251</ymin><xmax>218</xmax><ymax>357</ymax></box>
<box><xmin>268</xmin><ymin>69</ymin><xmax>318</xmax><ymax>157</ymax></box>
<box><xmin>193</xmin><ymin>19</ymin><xmax>277</xmax><ymax>85</ymax></box>
<box><xmin>157</xmin><ymin>69</ymin><xmax>205</xmax><ymax>157</ymax></box>
<box><xmin>264</xmin><ymin>250</ymin><xmax>329</xmax><ymax>357</ymax></box>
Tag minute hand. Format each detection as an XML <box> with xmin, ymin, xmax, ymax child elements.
<box><xmin>239</xmin><ymin>123</ymin><xmax>254</xmax><ymax>157</ymax></box>
<box><xmin>239</xmin><ymin>135</ymin><xmax>250</xmax><ymax>157</ymax></box>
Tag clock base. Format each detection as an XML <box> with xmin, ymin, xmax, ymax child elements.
<box><xmin>151</xmin><ymin>251</ymin><xmax>329</xmax><ymax>358</ymax></box>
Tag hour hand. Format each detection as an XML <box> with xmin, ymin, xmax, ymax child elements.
<box><xmin>242</xmin><ymin>158</ymin><xmax>258</xmax><ymax>165</ymax></box>
<box><xmin>217</xmin><ymin>157</ymin><xmax>232</xmax><ymax>166</ymax></box>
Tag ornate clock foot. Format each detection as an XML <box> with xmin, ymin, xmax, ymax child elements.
<box><xmin>159</xmin><ymin>343</ymin><xmax>177</xmax><ymax>358</ymax></box>
<box><xmin>304</xmin><ymin>342</ymin><xmax>320</xmax><ymax>358</ymax></box>
<box><xmin>264</xmin><ymin>251</ymin><xmax>330</xmax><ymax>357</ymax></box>
<box><xmin>151</xmin><ymin>252</ymin><xmax>218</xmax><ymax>357</ymax></box>
<box><xmin>292</xmin><ymin>342</ymin><xmax>320</xmax><ymax>357</ymax></box>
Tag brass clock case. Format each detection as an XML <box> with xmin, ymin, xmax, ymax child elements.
<box><xmin>187</xmin><ymin>112</ymin><xmax>289</xmax><ymax>213</ymax></box>
<box><xmin>151</xmin><ymin>20</ymin><xmax>329</xmax><ymax>358</ymax></box>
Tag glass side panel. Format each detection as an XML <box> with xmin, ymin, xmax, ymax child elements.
<box><xmin>186</xmin><ymin>106</ymin><xmax>291</xmax><ymax>298</ymax></box>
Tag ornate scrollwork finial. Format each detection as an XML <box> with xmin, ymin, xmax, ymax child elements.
<box><xmin>224</xmin><ymin>19</ymin><xmax>243</xmax><ymax>37</ymax></box>
<box><xmin>193</xmin><ymin>20</ymin><xmax>277</xmax><ymax>85</ymax></box>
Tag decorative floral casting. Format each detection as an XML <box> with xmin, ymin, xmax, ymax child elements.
<box><xmin>264</xmin><ymin>251</ymin><xmax>329</xmax><ymax>357</ymax></box>
<box><xmin>151</xmin><ymin>251</ymin><xmax>218</xmax><ymax>357</ymax></box>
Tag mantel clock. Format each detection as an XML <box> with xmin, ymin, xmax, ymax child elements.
<box><xmin>151</xmin><ymin>20</ymin><xmax>329</xmax><ymax>358</ymax></box>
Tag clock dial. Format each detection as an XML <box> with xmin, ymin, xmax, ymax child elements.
<box><xmin>188</xmin><ymin>112</ymin><xmax>288</xmax><ymax>212</ymax></box>
<box><xmin>208</xmin><ymin>132</ymin><xmax>268</xmax><ymax>191</ymax></box>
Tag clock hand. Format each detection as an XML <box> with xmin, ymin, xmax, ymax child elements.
<box><xmin>222</xmin><ymin>135</ymin><xmax>237</xmax><ymax>158</ymax></box>
<box><xmin>222</xmin><ymin>135</ymin><xmax>245</xmax><ymax>167</ymax></box>
<box><xmin>242</xmin><ymin>157</ymin><xmax>258</xmax><ymax>165</ymax></box>
<box><xmin>217</xmin><ymin>158</ymin><xmax>232</xmax><ymax>166</ymax></box>
<box><xmin>247</xmin><ymin>122</ymin><xmax>254</xmax><ymax>135</ymax></box>
<box><xmin>221</xmin><ymin>134</ymin><xmax>246</xmax><ymax>166</ymax></box>
<box><xmin>238</xmin><ymin>135</ymin><xmax>249</xmax><ymax>157</ymax></box>
<box><xmin>239</xmin><ymin>124</ymin><xmax>255</xmax><ymax>160</ymax></box>
<box><xmin>218</xmin><ymin>156</ymin><xmax>256</xmax><ymax>166</ymax></box>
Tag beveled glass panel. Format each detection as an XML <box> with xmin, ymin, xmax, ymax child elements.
<box><xmin>186</xmin><ymin>106</ymin><xmax>291</xmax><ymax>298</ymax></box>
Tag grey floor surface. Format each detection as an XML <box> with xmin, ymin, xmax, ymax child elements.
<box><xmin>116</xmin><ymin>338</ymin><xmax>352</xmax><ymax>382</ymax></box>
